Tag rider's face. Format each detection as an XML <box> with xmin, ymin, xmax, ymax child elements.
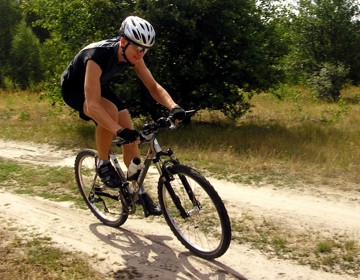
<box><xmin>120</xmin><ymin>37</ymin><xmax>148</xmax><ymax>64</ymax></box>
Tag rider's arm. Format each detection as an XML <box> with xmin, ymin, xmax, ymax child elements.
<box><xmin>134</xmin><ymin>60</ymin><xmax>179</xmax><ymax>110</ymax></box>
<box><xmin>83</xmin><ymin>60</ymin><xmax>122</xmax><ymax>134</ymax></box>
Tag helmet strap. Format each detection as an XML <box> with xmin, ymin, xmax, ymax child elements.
<box><xmin>121</xmin><ymin>41</ymin><xmax>135</xmax><ymax>67</ymax></box>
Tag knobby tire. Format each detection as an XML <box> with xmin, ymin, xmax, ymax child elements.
<box><xmin>158</xmin><ymin>164</ymin><xmax>231</xmax><ymax>259</ymax></box>
<box><xmin>74</xmin><ymin>149</ymin><xmax>128</xmax><ymax>227</ymax></box>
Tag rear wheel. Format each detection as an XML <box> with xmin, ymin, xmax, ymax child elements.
<box><xmin>158</xmin><ymin>164</ymin><xmax>231</xmax><ymax>259</ymax></box>
<box><xmin>75</xmin><ymin>149</ymin><xmax>128</xmax><ymax>227</ymax></box>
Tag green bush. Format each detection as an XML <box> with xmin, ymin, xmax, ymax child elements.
<box><xmin>309</xmin><ymin>63</ymin><xmax>349</xmax><ymax>102</ymax></box>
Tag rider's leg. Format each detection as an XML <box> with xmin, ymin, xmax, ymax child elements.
<box><xmin>83</xmin><ymin>98</ymin><xmax>121</xmax><ymax>188</ymax></box>
<box><xmin>93</xmin><ymin>98</ymin><xmax>119</xmax><ymax>161</ymax></box>
<box><xmin>116</xmin><ymin>109</ymin><xmax>140</xmax><ymax>167</ymax></box>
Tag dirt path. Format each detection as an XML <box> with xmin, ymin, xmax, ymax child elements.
<box><xmin>0</xmin><ymin>139</ymin><xmax>359</xmax><ymax>279</ymax></box>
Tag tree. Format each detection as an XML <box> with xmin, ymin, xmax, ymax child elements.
<box><xmin>128</xmin><ymin>0</ymin><xmax>288</xmax><ymax>119</ymax></box>
<box><xmin>287</xmin><ymin>0</ymin><xmax>360</xmax><ymax>88</ymax></box>
<box><xmin>21</xmin><ymin>0</ymin><xmax>288</xmax><ymax>119</ymax></box>
<box><xmin>21</xmin><ymin>0</ymin><xmax>134</xmax><ymax>95</ymax></box>
<box><xmin>10</xmin><ymin>21</ymin><xmax>43</xmax><ymax>89</ymax></box>
<box><xmin>0</xmin><ymin>0</ymin><xmax>21</xmax><ymax>87</ymax></box>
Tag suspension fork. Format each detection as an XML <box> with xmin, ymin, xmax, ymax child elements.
<box><xmin>144</xmin><ymin>137</ymin><xmax>190</xmax><ymax>218</ymax></box>
<box><xmin>178</xmin><ymin>174</ymin><xmax>200</xmax><ymax>208</ymax></box>
<box><xmin>160</xmin><ymin>150</ymin><xmax>199</xmax><ymax>208</ymax></box>
<box><xmin>161</xmin><ymin>164</ymin><xmax>190</xmax><ymax>219</ymax></box>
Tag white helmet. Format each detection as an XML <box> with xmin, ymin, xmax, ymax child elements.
<box><xmin>119</xmin><ymin>16</ymin><xmax>155</xmax><ymax>48</ymax></box>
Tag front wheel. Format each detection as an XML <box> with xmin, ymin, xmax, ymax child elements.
<box><xmin>74</xmin><ymin>149</ymin><xmax>128</xmax><ymax>227</ymax></box>
<box><xmin>158</xmin><ymin>164</ymin><xmax>231</xmax><ymax>259</ymax></box>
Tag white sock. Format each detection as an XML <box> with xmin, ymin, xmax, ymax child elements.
<box><xmin>97</xmin><ymin>159</ymin><xmax>109</xmax><ymax>168</ymax></box>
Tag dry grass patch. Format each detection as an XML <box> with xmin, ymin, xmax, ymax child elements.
<box><xmin>231</xmin><ymin>212</ymin><xmax>360</xmax><ymax>277</ymax></box>
<box><xmin>0</xmin><ymin>227</ymin><xmax>103</xmax><ymax>280</ymax></box>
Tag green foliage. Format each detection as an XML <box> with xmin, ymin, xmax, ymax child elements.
<box><xmin>9</xmin><ymin>21</ymin><xmax>43</xmax><ymax>89</ymax></box>
<box><xmin>19</xmin><ymin>0</ymin><xmax>289</xmax><ymax>119</ymax></box>
<box><xmin>3</xmin><ymin>0</ymin><xmax>359</xmax><ymax>115</ymax></box>
<box><xmin>21</xmin><ymin>0</ymin><xmax>133</xmax><ymax>84</ymax></box>
<box><xmin>127</xmin><ymin>0</ymin><xmax>287</xmax><ymax>119</ymax></box>
<box><xmin>309</xmin><ymin>62</ymin><xmax>350</xmax><ymax>102</ymax></box>
<box><xmin>286</xmin><ymin>0</ymin><xmax>360</xmax><ymax>85</ymax></box>
<box><xmin>0</xmin><ymin>0</ymin><xmax>22</xmax><ymax>87</ymax></box>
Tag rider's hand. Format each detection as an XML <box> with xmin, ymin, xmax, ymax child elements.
<box><xmin>169</xmin><ymin>106</ymin><xmax>186</xmax><ymax>124</ymax></box>
<box><xmin>117</xmin><ymin>128</ymin><xmax>139</xmax><ymax>143</ymax></box>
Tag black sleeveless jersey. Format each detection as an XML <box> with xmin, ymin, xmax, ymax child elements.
<box><xmin>61</xmin><ymin>38</ymin><xmax>129</xmax><ymax>90</ymax></box>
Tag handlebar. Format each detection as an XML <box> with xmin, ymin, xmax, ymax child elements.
<box><xmin>114</xmin><ymin>110</ymin><xmax>196</xmax><ymax>146</ymax></box>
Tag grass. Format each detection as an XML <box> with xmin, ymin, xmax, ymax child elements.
<box><xmin>0</xmin><ymin>90</ymin><xmax>96</xmax><ymax>148</ymax></box>
<box><xmin>1</xmin><ymin>87</ymin><xmax>360</xmax><ymax>277</ymax></box>
<box><xmin>0</xmin><ymin>160</ymin><xmax>84</xmax><ymax>208</ymax></box>
<box><xmin>0</xmin><ymin>225</ymin><xmax>104</xmax><ymax>279</ymax></box>
<box><xmin>231</xmin><ymin>212</ymin><xmax>360</xmax><ymax>276</ymax></box>
<box><xmin>1</xmin><ymin>88</ymin><xmax>360</xmax><ymax>190</ymax></box>
<box><xmin>158</xmin><ymin>87</ymin><xmax>360</xmax><ymax>192</ymax></box>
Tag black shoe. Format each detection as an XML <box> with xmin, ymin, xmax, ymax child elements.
<box><xmin>96</xmin><ymin>162</ymin><xmax>121</xmax><ymax>188</ymax></box>
<box><xmin>138</xmin><ymin>192</ymin><xmax>162</xmax><ymax>217</ymax></box>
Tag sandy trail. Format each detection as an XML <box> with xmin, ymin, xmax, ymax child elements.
<box><xmin>0</xmin><ymin>139</ymin><xmax>359</xmax><ymax>279</ymax></box>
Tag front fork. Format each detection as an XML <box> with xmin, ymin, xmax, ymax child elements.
<box><xmin>160</xmin><ymin>157</ymin><xmax>202</xmax><ymax>219</ymax></box>
<box><xmin>159</xmin><ymin>155</ymin><xmax>196</xmax><ymax>219</ymax></box>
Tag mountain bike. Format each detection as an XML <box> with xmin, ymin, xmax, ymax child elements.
<box><xmin>74</xmin><ymin>110</ymin><xmax>231</xmax><ymax>259</ymax></box>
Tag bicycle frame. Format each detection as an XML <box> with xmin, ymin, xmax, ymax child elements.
<box><xmin>109</xmin><ymin>151</ymin><xmax>127</xmax><ymax>181</ymax></box>
<box><xmin>111</xmin><ymin>127</ymin><xmax>178</xmax><ymax>182</ymax></box>
<box><xmin>109</xmin><ymin>125</ymin><xmax>184</xmax><ymax>214</ymax></box>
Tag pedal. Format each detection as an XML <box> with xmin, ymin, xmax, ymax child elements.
<box><xmin>119</xmin><ymin>182</ymin><xmax>136</xmax><ymax>214</ymax></box>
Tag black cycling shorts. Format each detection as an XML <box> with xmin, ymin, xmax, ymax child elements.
<box><xmin>61</xmin><ymin>85</ymin><xmax>127</xmax><ymax>121</ymax></box>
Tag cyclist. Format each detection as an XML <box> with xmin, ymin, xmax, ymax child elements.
<box><xmin>61</xmin><ymin>16</ymin><xmax>186</xmax><ymax>216</ymax></box>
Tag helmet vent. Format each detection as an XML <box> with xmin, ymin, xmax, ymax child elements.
<box><xmin>132</xmin><ymin>30</ymin><xmax>140</xmax><ymax>41</ymax></box>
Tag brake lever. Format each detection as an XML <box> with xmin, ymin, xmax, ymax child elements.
<box><xmin>168</xmin><ymin>118</ymin><xmax>177</xmax><ymax>130</ymax></box>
